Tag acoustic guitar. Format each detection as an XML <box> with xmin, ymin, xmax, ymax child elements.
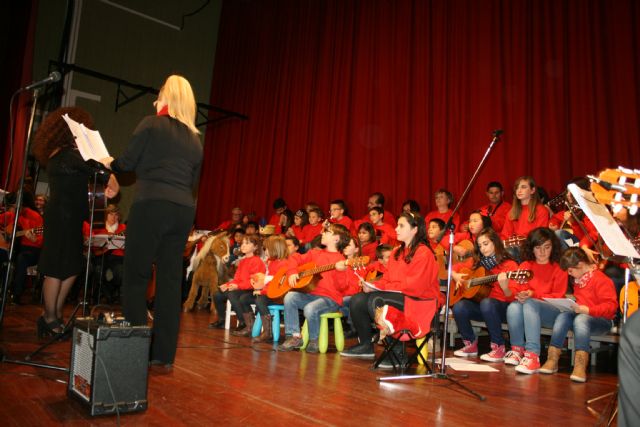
<box><xmin>448</xmin><ymin>266</ymin><xmax>533</xmax><ymax>306</ymax></box>
<box><xmin>266</xmin><ymin>256</ymin><xmax>369</xmax><ymax>299</ymax></box>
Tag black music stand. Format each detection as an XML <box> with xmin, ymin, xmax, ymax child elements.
<box><xmin>379</xmin><ymin>130</ymin><xmax>504</xmax><ymax>402</ymax></box>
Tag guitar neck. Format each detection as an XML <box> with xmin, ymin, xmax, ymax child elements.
<box><xmin>468</xmin><ymin>274</ymin><xmax>499</xmax><ymax>287</ymax></box>
<box><xmin>299</xmin><ymin>263</ymin><xmax>336</xmax><ymax>278</ymax></box>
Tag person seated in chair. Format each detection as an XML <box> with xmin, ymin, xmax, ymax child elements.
<box><xmin>340</xmin><ymin>213</ymin><xmax>441</xmax><ymax>368</ymax></box>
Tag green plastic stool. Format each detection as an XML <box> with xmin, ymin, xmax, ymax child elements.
<box><xmin>301</xmin><ymin>312</ymin><xmax>345</xmax><ymax>353</ymax></box>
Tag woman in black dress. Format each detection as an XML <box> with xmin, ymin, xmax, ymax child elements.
<box><xmin>32</xmin><ymin>107</ymin><xmax>119</xmax><ymax>336</ymax></box>
<box><xmin>101</xmin><ymin>75</ymin><xmax>203</xmax><ymax>367</ymax></box>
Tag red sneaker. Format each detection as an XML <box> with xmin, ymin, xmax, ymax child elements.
<box><xmin>480</xmin><ymin>343</ymin><xmax>506</xmax><ymax>362</ymax></box>
<box><xmin>504</xmin><ymin>346</ymin><xmax>525</xmax><ymax>366</ymax></box>
<box><xmin>515</xmin><ymin>352</ymin><xmax>541</xmax><ymax>374</ymax></box>
<box><xmin>453</xmin><ymin>339</ymin><xmax>478</xmax><ymax>357</ymax></box>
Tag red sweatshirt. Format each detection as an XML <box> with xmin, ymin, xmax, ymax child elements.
<box><xmin>329</xmin><ymin>216</ymin><xmax>355</xmax><ymax>235</ymax></box>
<box><xmin>375</xmin><ymin>245</ymin><xmax>441</xmax><ymax>304</ymax></box>
<box><xmin>574</xmin><ymin>269</ymin><xmax>617</xmax><ymax>319</ymax></box>
<box><xmin>227</xmin><ymin>255</ymin><xmax>266</xmax><ymax>290</ymax></box>
<box><xmin>479</xmin><ymin>201</ymin><xmax>512</xmax><ymax>233</ymax></box>
<box><xmin>516</xmin><ymin>261</ymin><xmax>568</xmax><ymax>298</ymax></box>
<box><xmin>374</xmin><ymin>222</ymin><xmax>398</xmax><ymax>246</ymax></box>
<box><xmin>286</xmin><ymin>249</ymin><xmax>349</xmax><ymax>305</ymax></box>
<box><xmin>300</xmin><ymin>223</ymin><xmax>323</xmax><ymax>244</ymax></box>
<box><xmin>500</xmin><ymin>204</ymin><xmax>549</xmax><ymax>239</ymax></box>
<box><xmin>361</xmin><ymin>241</ymin><xmax>378</xmax><ymax>261</ymax></box>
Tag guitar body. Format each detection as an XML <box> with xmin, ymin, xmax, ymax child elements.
<box><xmin>620</xmin><ymin>281</ymin><xmax>639</xmax><ymax>317</ymax></box>
<box><xmin>266</xmin><ymin>267</ymin><xmax>291</xmax><ymax>299</ymax></box>
<box><xmin>434</xmin><ymin>245</ymin><xmax>448</xmax><ymax>280</ymax></box>
<box><xmin>455</xmin><ymin>239</ymin><xmax>475</xmax><ymax>262</ymax></box>
<box><xmin>449</xmin><ymin>267</ymin><xmax>493</xmax><ymax>306</ymax></box>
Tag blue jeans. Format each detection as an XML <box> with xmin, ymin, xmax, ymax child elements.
<box><xmin>555</xmin><ymin>229</ymin><xmax>579</xmax><ymax>252</ymax></box>
<box><xmin>283</xmin><ymin>292</ymin><xmax>339</xmax><ymax>340</ymax></box>
<box><xmin>452</xmin><ymin>298</ymin><xmax>509</xmax><ymax>345</ymax></box>
<box><xmin>507</xmin><ymin>299</ymin><xmax>561</xmax><ymax>354</ymax></box>
<box><xmin>550</xmin><ymin>312</ymin><xmax>612</xmax><ymax>351</ymax></box>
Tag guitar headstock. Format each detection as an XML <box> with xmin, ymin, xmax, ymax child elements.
<box><xmin>504</xmin><ymin>235</ymin><xmax>526</xmax><ymax>248</ymax></box>
<box><xmin>347</xmin><ymin>256</ymin><xmax>370</xmax><ymax>270</ymax></box>
<box><xmin>508</xmin><ymin>269</ymin><xmax>533</xmax><ymax>283</ymax></box>
<box><xmin>590</xmin><ymin>167</ymin><xmax>640</xmax><ymax>215</ymax></box>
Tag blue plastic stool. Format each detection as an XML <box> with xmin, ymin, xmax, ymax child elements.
<box><xmin>251</xmin><ymin>304</ymin><xmax>284</xmax><ymax>342</ymax></box>
<box><xmin>301</xmin><ymin>312</ymin><xmax>344</xmax><ymax>353</ymax></box>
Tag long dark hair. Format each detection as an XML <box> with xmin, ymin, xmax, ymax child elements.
<box><xmin>521</xmin><ymin>227</ymin><xmax>562</xmax><ymax>264</ymax></box>
<box><xmin>472</xmin><ymin>227</ymin><xmax>512</xmax><ymax>269</ymax></box>
<box><xmin>32</xmin><ymin>107</ymin><xmax>94</xmax><ymax>166</ymax></box>
<box><xmin>394</xmin><ymin>212</ymin><xmax>428</xmax><ymax>264</ymax></box>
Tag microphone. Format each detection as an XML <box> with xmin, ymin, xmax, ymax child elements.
<box><xmin>587</xmin><ymin>175</ymin><xmax>627</xmax><ymax>192</ymax></box>
<box><xmin>23</xmin><ymin>71</ymin><xmax>62</xmax><ymax>91</ymax></box>
<box><xmin>492</xmin><ymin>129</ymin><xmax>504</xmax><ymax>137</ymax></box>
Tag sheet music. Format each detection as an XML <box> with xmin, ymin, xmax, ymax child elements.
<box><xmin>568</xmin><ymin>184</ymin><xmax>640</xmax><ymax>259</ymax></box>
<box><xmin>62</xmin><ymin>114</ymin><xmax>110</xmax><ymax>161</ymax></box>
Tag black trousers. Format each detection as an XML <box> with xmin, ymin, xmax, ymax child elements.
<box><xmin>122</xmin><ymin>200</ymin><xmax>194</xmax><ymax>364</ymax></box>
<box><xmin>619</xmin><ymin>311</ymin><xmax>640</xmax><ymax>427</ymax></box>
<box><xmin>349</xmin><ymin>291</ymin><xmax>404</xmax><ymax>344</ymax></box>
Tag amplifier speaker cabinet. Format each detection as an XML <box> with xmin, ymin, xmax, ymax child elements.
<box><xmin>68</xmin><ymin>319</ymin><xmax>151</xmax><ymax>416</ymax></box>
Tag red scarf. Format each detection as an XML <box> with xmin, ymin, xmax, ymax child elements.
<box><xmin>157</xmin><ymin>105</ymin><xmax>169</xmax><ymax>116</ymax></box>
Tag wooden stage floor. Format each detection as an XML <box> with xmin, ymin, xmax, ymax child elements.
<box><xmin>0</xmin><ymin>303</ymin><xmax>620</xmax><ymax>426</ymax></box>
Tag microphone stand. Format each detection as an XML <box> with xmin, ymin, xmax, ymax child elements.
<box><xmin>380</xmin><ymin>130</ymin><xmax>503</xmax><ymax>402</ymax></box>
<box><xmin>0</xmin><ymin>88</ymin><xmax>41</xmax><ymax>326</ymax></box>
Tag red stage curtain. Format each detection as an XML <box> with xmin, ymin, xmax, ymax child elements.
<box><xmin>197</xmin><ymin>0</ymin><xmax>640</xmax><ymax>229</ymax></box>
<box><xmin>1</xmin><ymin>0</ymin><xmax>38</xmax><ymax>193</ymax></box>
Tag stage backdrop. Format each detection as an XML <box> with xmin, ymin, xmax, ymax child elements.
<box><xmin>197</xmin><ymin>0</ymin><xmax>640</xmax><ymax>229</ymax></box>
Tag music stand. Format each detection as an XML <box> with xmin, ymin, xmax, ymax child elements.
<box><xmin>568</xmin><ymin>183</ymin><xmax>640</xmax><ymax>425</ymax></box>
<box><xmin>379</xmin><ymin>130</ymin><xmax>504</xmax><ymax>402</ymax></box>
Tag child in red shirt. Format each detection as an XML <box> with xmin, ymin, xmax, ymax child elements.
<box><xmin>212</xmin><ymin>234</ymin><xmax>265</xmax><ymax>333</ymax></box>
<box><xmin>452</xmin><ymin>228</ymin><xmax>519</xmax><ymax>362</ymax></box>
<box><xmin>544</xmin><ymin>247</ymin><xmax>617</xmax><ymax>382</ymax></box>
<box><xmin>278</xmin><ymin>223</ymin><xmax>352</xmax><ymax>353</ymax></box>
<box><xmin>358</xmin><ymin>222</ymin><xmax>378</xmax><ymax>261</ymax></box>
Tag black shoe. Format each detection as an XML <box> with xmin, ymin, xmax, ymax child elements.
<box><xmin>208</xmin><ymin>320</ymin><xmax>225</xmax><ymax>329</ymax></box>
<box><xmin>340</xmin><ymin>342</ymin><xmax>375</xmax><ymax>359</ymax></box>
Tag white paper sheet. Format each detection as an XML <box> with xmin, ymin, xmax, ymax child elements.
<box><xmin>543</xmin><ymin>297</ymin><xmax>578</xmax><ymax>312</ymax></box>
<box><xmin>62</xmin><ymin>114</ymin><xmax>110</xmax><ymax>161</ymax></box>
<box><xmin>448</xmin><ymin>363</ymin><xmax>499</xmax><ymax>372</ymax></box>
<box><xmin>568</xmin><ymin>184</ymin><xmax>640</xmax><ymax>259</ymax></box>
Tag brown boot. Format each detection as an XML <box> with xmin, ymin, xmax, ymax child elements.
<box><xmin>539</xmin><ymin>346</ymin><xmax>562</xmax><ymax>374</ymax></box>
<box><xmin>570</xmin><ymin>350</ymin><xmax>589</xmax><ymax>382</ymax></box>
<box><xmin>253</xmin><ymin>315</ymin><xmax>273</xmax><ymax>343</ymax></box>
<box><xmin>231</xmin><ymin>312</ymin><xmax>255</xmax><ymax>337</ymax></box>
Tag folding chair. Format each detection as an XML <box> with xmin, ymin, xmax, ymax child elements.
<box><xmin>372</xmin><ymin>297</ymin><xmax>438</xmax><ymax>374</ymax></box>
